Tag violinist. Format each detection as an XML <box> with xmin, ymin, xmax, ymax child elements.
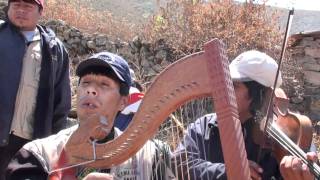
<box><xmin>173</xmin><ymin>50</ymin><xmax>318</xmax><ymax>180</ymax></box>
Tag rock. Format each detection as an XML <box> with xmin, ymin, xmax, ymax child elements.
<box><xmin>304</xmin><ymin>71</ymin><xmax>320</xmax><ymax>86</ymax></box>
<box><xmin>70</xmin><ymin>28</ymin><xmax>81</xmax><ymax>37</ymax></box>
<box><xmin>155</xmin><ymin>49</ymin><xmax>168</xmax><ymax>63</ymax></box>
<box><xmin>290</xmin><ymin>46</ymin><xmax>305</xmax><ymax>55</ymax></box>
<box><xmin>105</xmin><ymin>41</ymin><xmax>116</xmax><ymax>52</ymax></box>
<box><xmin>67</xmin><ymin>37</ymin><xmax>80</xmax><ymax>45</ymax></box>
<box><xmin>141</xmin><ymin>57</ymin><xmax>151</xmax><ymax>68</ymax></box>
<box><xmin>303</xmin><ymin>63</ymin><xmax>320</xmax><ymax>71</ymax></box>
<box><xmin>291</xmin><ymin>96</ymin><xmax>304</xmax><ymax>104</ymax></box>
<box><xmin>56</xmin><ymin>25</ymin><xmax>65</xmax><ymax>35</ymax></box>
<box><xmin>95</xmin><ymin>34</ymin><xmax>108</xmax><ymax>46</ymax></box>
<box><xmin>140</xmin><ymin>46</ymin><xmax>151</xmax><ymax>60</ymax></box>
<box><xmin>316</xmin><ymin>39</ymin><xmax>320</xmax><ymax>47</ymax></box>
<box><xmin>71</xmin><ymin>56</ymin><xmax>81</xmax><ymax>64</ymax></box>
<box><xmin>76</xmin><ymin>48</ymin><xmax>87</xmax><ymax>56</ymax></box>
<box><xmin>117</xmin><ymin>44</ymin><xmax>134</xmax><ymax>60</ymax></box>
<box><xmin>63</xmin><ymin>29</ymin><xmax>71</xmax><ymax>40</ymax></box>
<box><xmin>304</xmin><ymin>85</ymin><xmax>320</xmax><ymax>95</ymax></box>
<box><xmin>152</xmin><ymin>64</ymin><xmax>163</xmax><ymax>72</ymax></box>
<box><xmin>73</xmin><ymin>37</ymin><xmax>81</xmax><ymax>43</ymax></box>
<box><xmin>305</xmin><ymin>47</ymin><xmax>320</xmax><ymax>58</ymax></box>
<box><xmin>145</xmin><ymin>67</ymin><xmax>157</xmax><ymax>77</ymax></box>
<box><xmin>296</xmin><ymin>55</ymin><xmax>317</xmax><ymax>64</ymax></box>
<box><xmin>300</xmin><ymin>38</ymin><xmax>318</xmax><ymax>47</ymax></box>
<box><xmin>129</xmin><ymin>41</ymin><xmax>140</xmax><ymax>54</ymax></box>
<box><xmin>87</xmin><ymin>41</ymin><xmax>96</xmax><ymax>50</ymax></box>
<box><xmin>114</xmin><ymin>40</ymin><xmax>127</xmax><ymax>49</ymax></box>
<box><xmin>310</xmin><ymin>96</ymin><xmax>320</xmax><ymax>121</ymax></box>
<box><xmin>81</xmin><ymin>39</ymin><xmax>87</xmax><ymax>47</ymax></box>
<box><xmin>132</xmin><ymin>36</ymin><xmax>142</xmax><ymax>49</ymax></box>
<box><xmin>311</xmin><ymin>96</ymin><xmax>320</xmax><ymax>109</ymax></box>
<box><xmin>141</xmin><ymin>40</ymin><xmax>151</xmax><ymax>49</ymax></box>
<box><xmin>0</xmin><ymin>2</ymin><xmax>7</xmax><ymax>20</ymax></box>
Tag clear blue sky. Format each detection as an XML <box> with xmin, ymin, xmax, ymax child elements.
<box><xmin>235</xmin><ymin>0</ymin><xmax>320</xmax><ymax>11</ymax></box>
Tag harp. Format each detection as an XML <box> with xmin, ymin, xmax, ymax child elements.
<box><xmin>64</xmin><ymin>39</ymin><xmax>251</xmax><ymax>179</ymax></box>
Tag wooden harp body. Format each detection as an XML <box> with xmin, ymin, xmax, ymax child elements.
<box><xmin>65</xmin><ymin>39</ymin><xmax>251</xmax><ymax>179</ymax></box>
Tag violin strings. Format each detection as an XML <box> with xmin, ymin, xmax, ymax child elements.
<box><xmin>267</xmin><ymin>126</ymin><xmax>320</xmax><ymax>177</ymax></box>
<box><xmin>266</xmin><ymin>123</ymin><xmax>320</xmax><ymax>177</ymax></box>
<box><xmin>267</xmin><ymin>124</ymin><xmax>320</xmax><ymax>175</ymax></box>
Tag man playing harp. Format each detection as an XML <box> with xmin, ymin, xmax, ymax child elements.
<box><xmin>6</xmin><ymin>52</ymin><xmax>172</xmax><ymax>180</ymax></box>
<box><xmin>173</xmin><ymin>50</ymin><xmax>318</xmax><ymax>180</ymax></box>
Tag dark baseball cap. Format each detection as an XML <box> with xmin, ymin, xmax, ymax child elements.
<box><xmin>76</xmin><ymin>52</ymin><xmax>132</xmax><ymax>87</ymax></box>
<box><xmin>9</xmin><ymin>0</ymin><xmax>44</xmax><ymax>9</ymax></box>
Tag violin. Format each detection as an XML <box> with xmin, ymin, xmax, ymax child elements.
<box><xmin>266</xmin><ymin>110</ymin><xmax>320</xmax><ymax>178</ymax></box>
<box><xmin>251</xmin><ymin>86</ymin><xmax>320</xmax><ymax>177</ymax></box>
<box><xmin>272</xmin><ymin>88</ymin><xmax>313</xmax><ymax>163</ymax></box>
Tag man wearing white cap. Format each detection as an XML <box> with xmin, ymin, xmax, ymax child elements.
<box><xmin>173</xmin><ymin>50</ymin><xmax>317</xmax><ymax>180</ymax></box>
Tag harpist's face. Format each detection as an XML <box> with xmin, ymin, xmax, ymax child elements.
<box><xmin>233</xmin><ymin>81</ymin><xmax>252</xmax><ymax>123</ymax></box>
<box><xmin>77</xmin><ymin>73</ymin><xmax>127</xmax><ymax>136</ymax></box>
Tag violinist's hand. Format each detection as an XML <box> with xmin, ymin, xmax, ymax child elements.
<box><xmin>249</xmin><ymin>160</ymin><xmax>263</xmax><ymax>180</ymax></box>
<box><xmin>280</xmin><ymin>152</ymin><xmax>317</xmax><ymax>180</ymax></box>
<box><xmin>83</xmin><ymin>172</ymin><xmax>113</xmax><ymax>180</ymax></box>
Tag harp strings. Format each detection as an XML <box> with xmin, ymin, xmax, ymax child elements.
<box><xmin>150</xmin><ymin>97</ymin><xmax>213</xmax><ymax>180</ymax></box>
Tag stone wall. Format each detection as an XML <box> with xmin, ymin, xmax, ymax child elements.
<box><xmin>44</xmin><ymin>20</ymin><xmax>173</xmax><ymax>83</ymax></box>
<box><xmin>0</xmin><ymin>1</ymin><xmax>6</xmax><ymax>19</ymax></box>
<box><xmin>289</xmin><ymin>31</ymin><xmax>320</xmax><ymax>121</ymax></box>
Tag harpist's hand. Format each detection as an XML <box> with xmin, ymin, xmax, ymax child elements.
<box><xmin>280</xmin><ymin>152</ymin><xmax>317</xmax><ymax>180</ymax></box>
<box><xmin>249</xmin><ymin>160</ymin><xmax>263</xmax><ymax>180</ymax></box>
<box><xmin>83</xmin><ymin>172</ymin><xmax>113</xmax><ymax>180</ymax></box>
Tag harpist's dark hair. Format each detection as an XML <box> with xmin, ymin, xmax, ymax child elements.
<box><xmin>243</xmin><ymin>81</ymin><xmax>268</xmax><ymax>115</ymax></box>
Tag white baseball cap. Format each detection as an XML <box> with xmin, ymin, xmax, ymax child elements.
<box><xmin>229</xmin><ymin>50</ymin><xmax>282</xmax><ymax>88</ymax></box>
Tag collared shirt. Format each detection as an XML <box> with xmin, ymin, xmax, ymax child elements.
<box><xmin>11</xmin><ymin>28</ymin><xmax>42</xmax><ymax>139</ymax></box>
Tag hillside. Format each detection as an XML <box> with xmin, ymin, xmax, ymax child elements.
<box><xmin>1</xmin><ymin>0</ymin><xmax>319</xmax><ymax>33</ymax></box>
<box><xmin>79</xmin><ymin>0</ymin><xmax>159</xmax><ymax>24</ymax></box>
<box><xmin>82</xmin><ymin>0</ymin><xmax>320</xmax><ymax>34</ymax></box>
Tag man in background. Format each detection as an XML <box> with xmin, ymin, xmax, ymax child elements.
<box><xmin>0</xmin><ymin>0</ymin><xmax>71</xmax><ymax>178</ymax></box>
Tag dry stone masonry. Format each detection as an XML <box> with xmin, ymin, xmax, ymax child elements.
<box><xmin>289</xmin><ymin>31</ymin><xmax>320</xmax><ymax>121</ymax></box>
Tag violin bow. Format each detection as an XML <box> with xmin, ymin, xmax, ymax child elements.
<box><xmin>262</xmin><ymin>8</ymin><xmax>294</xmax><ymax>134</ymax></box>
<box><xmin>256</xmin><ymin>8</ymin><xmax>294</xmax><ymax>163</ymax></box>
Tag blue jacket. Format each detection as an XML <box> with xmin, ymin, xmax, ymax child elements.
<box><xmin>0</xmin><ymin>20</ymin><xmax>71</xmax><ymax>146</ymax></box>
<box><xmin>173</xmin><ymin>113</ymin><xmax>281</xmax><ymax>180</ymax></box>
